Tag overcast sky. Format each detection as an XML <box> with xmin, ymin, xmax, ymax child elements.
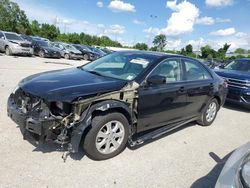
<box><xmin>13</xmin><ymin>0</ymin><xmax>250</xmax><ymax>51</ymax></box>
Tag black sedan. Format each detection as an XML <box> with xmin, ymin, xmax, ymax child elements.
<box><xmin>72</xmin><ymin>44</ymin><xmax>100</xmax><ymax>61</ymax></box>
<box><xmin>32</xmin><ymin>40</ymin><xmax>61</xmax><ymax>58</ymax></box>
<box><xmin>7</xmin><ymin>51</ymin><xmax>228</xmax><ymax>160</ymax></box>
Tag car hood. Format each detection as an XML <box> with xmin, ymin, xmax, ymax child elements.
<box><xmin>19</xmin><ymin>68</ymin><xmax>127</xmax><ymax>102</ymax></box>
<box><xmin>215</xmin><ymin>69</ymin><xmax>250</xmax><ymax>80</ymax></box>
<box><xmin>9</xmin><ymin>40</ymin><xmax>31</xmax><ymax>45</ymax></box>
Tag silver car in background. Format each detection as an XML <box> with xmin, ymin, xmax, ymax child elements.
<box><xmin>215</xmin><ymin>142</ymin><xmax>250</xmax><ymax>188</ymax></box>
<box><xmin>0</xmin><ymin>31</ymin><xmax>33</xmax><ymax>56</ymax></box>
<box><xmin>51</xmin><ymin>42</ymin><xmax>83</xmax><ymax>60</ymax></box>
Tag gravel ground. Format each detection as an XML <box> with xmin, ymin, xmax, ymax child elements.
<box><xmin>0</xmin><ymin>55</ymin><xmax>249</xmax><ymax>188</ymax></box>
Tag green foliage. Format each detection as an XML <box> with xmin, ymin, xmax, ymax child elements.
<box><xmin>0</xmin><ymin>0</ymin><xmax>30</xmax><ymax>34</ymax></box>
<box><xmin>180</xmin><ymin>44</ymin><xmax>196</xmax><ymax>58</ymax></box>
<box><xmin>185</xmin><ymin>44</ymin><xmax>193</xmax><ymax>54</ymax></box>
<box><xmin>200</xmin><ymin>43</ymin><xmax>230</xmax><ymax>60</ymax></box>
<box><xmin>153</xmin><ymin>34</ymin><xmax>167</xmax><ymax>51</ymax></box>
<box><xmin>234</xmin><ymin>48</ymin><xmax>247</xmax><ymax>54</ymax></box>
<box><xmin>39</xmin><ymin>24</ymin><xmax>60</xmax><ymax>40</ymax></box>
<box><xmin>55</xmin><ymin>33</ymin><xmax>122</xmax><ymax>47</ymax></box>
<box><xmin>30</xmin><ymin>20</ymin><xmax>40</xmax><ymax>36</ymax></box>
<box><xmin>133</xmin><ymin>43</ymin><xmax>148</xmax><ymax>50</ymax></box>
<box><xmin>216</xmin><ymin>43</ymin><xmax>231</xmax><ymax>60</ymax></box>
<box><xmin>236</xmin><ymin>55</ymin><xmax>246</xmax><ymax>59</ymax></box>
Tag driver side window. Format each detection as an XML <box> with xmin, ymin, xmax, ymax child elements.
<box><xmin>151</xmin><ymin>59</ymin><xmax>182</xmax><ymax>82</ymax></box>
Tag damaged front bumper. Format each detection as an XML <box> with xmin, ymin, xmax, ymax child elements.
<box><xmin>7</xmin><ymin>92</ymin><xmax>86</xmax><ymax>153</ymax></box>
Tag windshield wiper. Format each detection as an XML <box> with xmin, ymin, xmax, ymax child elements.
<box><xmin>86</xmin><ymin>70</ymin><xmax>103</xmax><ymax>76</ymax></box>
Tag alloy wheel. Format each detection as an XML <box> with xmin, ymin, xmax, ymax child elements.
<box><xmin>95</xmin><ymin>120</ymin><xmax>125</xmax><ymax>154</ymax></box>
<box><xmin>206</xmin><ymin>102</ymin><xmax>217</xmax><ymax>122</ymax></box>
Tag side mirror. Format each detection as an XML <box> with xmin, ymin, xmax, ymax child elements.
<box><xmin>219</xmin><ymin>64</ymin><xmax>225</xmax><ymax>69</ymax></box>
<box><xmin>0</xmin><ymin>36</ymin><xmax>4</xmax><ymax>39</ymax></box>
<box><xmin>147</xmin><ymin>75</ymin><xmax>166</xmax><ymax>85</ymax></box>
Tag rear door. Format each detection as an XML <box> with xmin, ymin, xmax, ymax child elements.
<box><xmin>137</xmin><ymin>58</ymin><xmax>188</xmax><ymax>132</ymax></box>
<box><xmin>181</xmin><ymin>58</ymin><xmax>214</xmax><ymax>118</ymax></box>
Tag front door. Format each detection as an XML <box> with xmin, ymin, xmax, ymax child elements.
<box><xmin>137</xmin><ymin>58</ymin><xmax>187</xmax><ymax>132</ymax></box>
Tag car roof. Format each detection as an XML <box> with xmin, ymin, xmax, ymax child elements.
<box><xmin>238</xmin><ymin>58</ymin><xmax>250</xmax><ymax>61</ymax></box>
<box><xmin>2</xmin><ymin>31</ymin><xmax>19</xmax><ymax>35</ymax></box>
<box><xmin>116</xmin><ymin>50</ymin><xmax>188</xmax><ymax>59</ymax></box>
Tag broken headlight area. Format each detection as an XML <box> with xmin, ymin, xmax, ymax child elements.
<box><xmin>7</xmin><ymin>88</ymin><xmax>84</xmax><ymax>147</ymax></box>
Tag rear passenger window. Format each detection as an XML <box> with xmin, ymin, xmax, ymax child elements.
<box><xmin>151</xmin><ymin>59</ymin><xmax>182</xmax><ymax>82</ymax></box>
<box><xmin>184</xmin><ymin>59</ymin><xmax>212</xmax><ymax>81</ymax></box>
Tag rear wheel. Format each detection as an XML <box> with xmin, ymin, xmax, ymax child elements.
<box><xmin>197</xmin><ymin>98</ymin><xmax>219</xmax><ymax>126</ymax></box>
<box><xmin>5</xmin><ymin>46</ymin><xmax>12</xmax><ymax>56</ymax></box>
<box><xmin>83</xmin><ymin>112</ymin><xmax>129</xmax><ymax>160</ymax></box>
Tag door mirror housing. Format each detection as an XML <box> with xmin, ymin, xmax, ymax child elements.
<box><xmin>219</xmin><ymin>64</ymin><xmax>225</xmax><ymax>69</ymax></box>
<box><xmin>147</xmin><ymin>75</ymin><xmax>166</xmax><ymax>85</ymax></box>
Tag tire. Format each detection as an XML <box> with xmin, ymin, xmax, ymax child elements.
<box><xmin>39</xmin><ymin>50</ymin><xmax>45</xmax><ymax>58</ymax></box>
<box><xmin>83</xmin><ymin>54</ymin><xmax>89</xmax><ymax>61</ymax></box>
<box><xmin>83</xmin><ymin>112</ymin><xmax>129</xmax><ymax>160</ymax></box>
<box><xmin>197</xmin><ymin>98</ymin><xmax>219</xmax><ymax>126</ymax></box>
<box><xmin>5</xmin><ymin>46</ymin><xmax>12</xmax><ymax>56</ymax></box>
<box><xmin>64</xmin><ymin>53</ymin><xmax>70</xmax><ymax>59</ymax></box>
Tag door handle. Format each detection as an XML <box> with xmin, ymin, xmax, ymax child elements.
<box><xmin>178</xmin><ymin>86</ymin><xmax>185</xmax><ymax>93</ymax></box>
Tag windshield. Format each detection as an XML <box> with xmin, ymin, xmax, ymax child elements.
<box><xmin>81</xmin><ymin>52</ymin><xmax>157</xmax><ymax>81</ymax></box>
<box><xmin>36</xmin><ymin>40</ymin><xmax>49</xmax><ymax>47</ymax></box>
<box><xmin>65</xmin><ymin>44</ymin><xmax>77</xmax><ymax>51</ymax></box>
<box><xmin>5</xmin><ymin>33</ymin><xmax>23</xmax><ymax>41</ymax></box>
<box><xmin>90</xmin><ymin>47</ymin><xmax>106</xmax><ymax>55</ymax></box>
<box><xmin>224</xmin><ymin>59</ymin><xmax>250</xmax><ymax>72</ymax></box>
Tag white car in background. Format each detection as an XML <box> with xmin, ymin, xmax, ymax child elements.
<box><xmin>0</xmin><ymin>31</ymin><xmax>33</xmax><ymax>56</ymax></box>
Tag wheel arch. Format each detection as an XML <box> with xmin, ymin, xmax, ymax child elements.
<box><xmin>69</xmin><ymin>99</ymin><xmax>134</xmax><ymax>153</ymax></box>
<box><xmin>91</xmin><ymin>100</ymin><xmax>133</xmax><ymax>125</ymax></box>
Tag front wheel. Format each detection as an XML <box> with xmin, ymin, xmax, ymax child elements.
<box><xmin>83</xmin><ymin>112</ymin><xmax>129</xmax><ymax>160</ymax></box>
<box><xmin>5</xmin><ymin>46</ymin><xmax>12</xmax><ymax>56</ymax></box>
<box><xmin>39</xmin><ymin>50</ymin><xmax>45</xmax><ymax>58</ymax></box>
<box><xmin>83</xmin><ymin>54</ymin><xmax>89</xmax><ymax>60</ymax></box>
<box><xmin>197</xmin><ymin>98</ymin><xmax>219</xmax><ymax>126</ymax></box>
<box><xmin>64</xmin><ymin>53</ymin><xmax>70</xmax><ymax>59</ymax></box>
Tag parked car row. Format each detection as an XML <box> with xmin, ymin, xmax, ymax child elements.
<box><xmin>0</xmin><ymin>30</ymin><xmax>111</xmax><ymax>60</ymax></box>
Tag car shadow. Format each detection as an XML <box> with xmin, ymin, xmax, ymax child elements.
<box><xmin>128</xmin><ymin>122</ymin><xmax>196</xmax><ymax>151</ymax></box>
<box><xmin>223</xmin><ymin>102</ymin><xmax>250</xmax><ymax>113</ymax></box>
<box><xmin>31</xmin><ymin>142</ymin><xmax>86</xmax><ymax>161</ymax></box>
<box><xmin>43</xmin><ymin>61</ymin><xmax>72</xmax><ymax>66</ymax></box>
<box><xmin>191</xmin><ymin>151</ymin><xmax>234</xmax><ymax>188</ymax></box>
<box><xmin>16</xmin><ymin>126</ymin><xmax>86</xmax><ymax>161</ymax></box>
